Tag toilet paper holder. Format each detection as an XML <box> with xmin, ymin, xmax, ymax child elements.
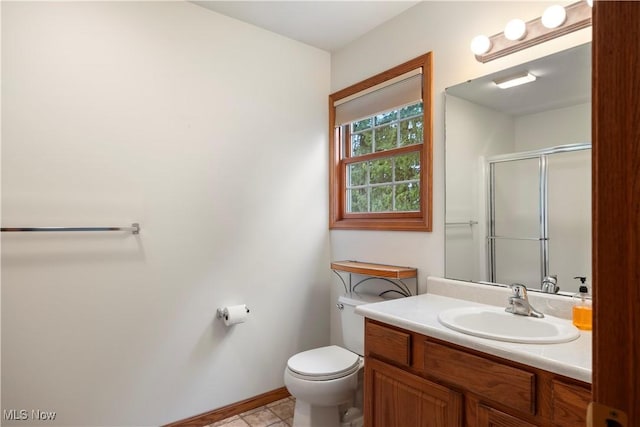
<box><xmin>216</xmin><ymin>305</ymin><xmax>250</xmax><ymax>321</ymax></box>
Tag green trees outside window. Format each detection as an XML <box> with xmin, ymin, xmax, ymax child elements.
<box><xmin>346</xmin><ymin>103</ymin><xmax>422</xmax><ymax>213</ymax></box>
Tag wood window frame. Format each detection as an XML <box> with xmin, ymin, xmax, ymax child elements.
<box><xmin>329</xmin><ymin>53</ymin><xmax>433</xmax><ymax>231</ymax></box>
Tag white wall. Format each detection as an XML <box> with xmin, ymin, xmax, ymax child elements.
<box><xmin>330</xmin><ymin>1</ymin><xmax>591</xmax><ymax>342</ymax></box>
<box><xmin>444</xmin><ymin>95</ymin><xmax>514</xmax><ymax>282</ymax></box>
<box><xmin>1</xmin><ymin>2</ymin><xmax>330</xmax><ymax>426</ymax></box>
<box><xmin>515</xmin><ymin>103</ymin><xmax>591</xmax><ymax>151</ymax></box>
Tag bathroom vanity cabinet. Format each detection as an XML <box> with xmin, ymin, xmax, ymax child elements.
<box><xmin>363</xmin><ymin>319</ymin><xmax>591</xmax><ymax>427</ymax></box>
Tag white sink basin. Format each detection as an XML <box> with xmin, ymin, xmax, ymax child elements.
<box><xmin>438</xmin><ymin>306</ymin><xmax>580</xmax><ymax>344</ymax></box>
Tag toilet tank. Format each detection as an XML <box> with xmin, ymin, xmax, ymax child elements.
<box><xmin>338</xmin><ymin>293</ymin><xmax>385</xmax><ymax>356</ymax></box>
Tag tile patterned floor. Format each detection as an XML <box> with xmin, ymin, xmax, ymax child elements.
<box><xmin>206</xmin><ymin>397</ymin><xmax>294</xmax><ymax>427</ymax></box>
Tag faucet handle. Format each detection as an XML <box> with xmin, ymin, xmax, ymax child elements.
<box><xmin>509</xmin><ymin>283</ymin><xmax>527</xmax><ymax>298</ymax></box>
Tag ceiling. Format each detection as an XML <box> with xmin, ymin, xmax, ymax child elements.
<box><xmin>446</xmin><ymin>42</ymin><xmax>591</xmax><ymax>116</ymax></box>
<box><xmin>191</xmin><ymin>1</ymin><xmax>421</xmax><ymax>52</ymax></box>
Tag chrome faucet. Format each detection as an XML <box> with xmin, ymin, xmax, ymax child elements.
<box><xmin>541</xmin><ymin>275</ymin><xmax>559</xmax><ymax>293</ymax></box>
<box><xmin>505</xmin><ymin>284</ymin><xmax>544</xmax><ymax>318</ymax></box>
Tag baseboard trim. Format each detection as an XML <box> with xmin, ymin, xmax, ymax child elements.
<box><xmin>164</xmin><ymin>387</ymin><xmax>291</xmax><ymax>427</ymax></box>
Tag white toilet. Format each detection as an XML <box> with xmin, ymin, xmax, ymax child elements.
<box><xmin>284</xmin><ymin>292</ymin><xmax>384</xmax><ymax>427</ymax></box>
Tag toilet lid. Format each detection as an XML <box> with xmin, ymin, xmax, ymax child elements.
<box><xmin>287</xmin><ymin>345</ymin><xmax>360</xmax><ymax>381</ymax></box>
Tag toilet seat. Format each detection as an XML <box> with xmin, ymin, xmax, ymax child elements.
<box><xmin>286</xmin><ymin>345</ymin><xmax>360</xmax><ymax>381</ymax></box>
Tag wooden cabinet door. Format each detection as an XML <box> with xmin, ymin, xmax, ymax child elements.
<box><xmin>365</xmin><ymin>357</ymin><xmax>462</xmax><ymax>427</ymax></box>
<box><xmin>476</xmin><ymin>404</ymin><xmax>538</xmax><ymax>427</ymax></box>
<box><xmin>550</xmin><ymin>380</ymin><xmax>591</xmax><ymax>427</ymax></box>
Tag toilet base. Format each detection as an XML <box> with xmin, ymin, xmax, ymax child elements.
<box><xmin>291</xmin><ymin>399</ymin><xmax>340</xmax><ymax>427</ymax></box>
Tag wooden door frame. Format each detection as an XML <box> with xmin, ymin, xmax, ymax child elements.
<box><xmin>592</xmin><ymin>0</ymin><xmax>640</xmax><ymax>421</ymax></box>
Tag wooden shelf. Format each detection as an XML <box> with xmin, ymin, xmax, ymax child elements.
<box><xmin>331</xmin><ymin>261</ymin><xmax>417</xmax><ymax>280</ymax></box>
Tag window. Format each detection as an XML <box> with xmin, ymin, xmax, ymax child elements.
<box><xmin>329</xmin><ymin>53</ymin><xmax>433</xmax><ymax>231</ymax></box>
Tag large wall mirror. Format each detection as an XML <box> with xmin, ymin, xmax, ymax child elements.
<box><xmin>445</xmin><ymin>42</ymin><xmax>591</xmax><ymax>295</ymax></box>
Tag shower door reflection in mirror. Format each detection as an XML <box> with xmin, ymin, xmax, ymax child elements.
<box><xmin>489</xmin><ymin>156</ymin><xmax>541</xmax><ymax>289</ymax></box>
<box><xmin>487</xmin><ymin>145</ymin><xmax>591</xmax><ymax>290</ymax></box>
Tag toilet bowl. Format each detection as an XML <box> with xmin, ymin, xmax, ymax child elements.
<box><xmin>284</xmin><ymin>293</ymin><xmax>384</xmax><ymax>427</ymax></box>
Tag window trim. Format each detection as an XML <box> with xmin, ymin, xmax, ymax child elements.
<box><xmin>329</xmin><ymin>53</ymin><xmax>433</xmax><ymax>231</ymax></box>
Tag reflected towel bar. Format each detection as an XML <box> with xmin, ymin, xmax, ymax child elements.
<box><xmin>1</xmin><ymin>223</ymin><xmax>140</xmax><ymax>234</ymax></box>
<box><xmin>445</xmin><ymin>221</ymin><xmax>478</xmax><ymax>226</ymax></box>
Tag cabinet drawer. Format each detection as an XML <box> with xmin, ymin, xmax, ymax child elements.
<box><xmin>551</xmin><ymin>379</ymin><xmax>591</xmax><ymax>427</ymax></box>
<box><xmin>424</xmin><ymin>341</ymin><xmax>535</xmax><ymax>415</ymax></box>
<box><xmin>365</xmin><ymin>321</ymin><xmax>411</xmax><ymax>366</ymax></box>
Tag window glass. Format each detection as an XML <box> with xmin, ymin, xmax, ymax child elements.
<box><xmin>343</xmin><ymin>104</ymin><xmax>422</xmax><ymax>214</ymax></box>
<box><xmin>350</xmin><ymin>103</ymin><xmax>422</xmax><ymax>157</ymax></box>
<box><xmin>351</xmin><ymin>131</ymin><xmax>372</xmax><ymax>156</ymax></box>
<box><xmin>395</xmin><ymin>152</ymin><xmax>420</xmax><ymax>181</ymax></box>
<box><xmin>344</xmin><ymin>152</ymin><xmax>421</xmax><ymax>214</ymax></box>
<box><xmin>374</xmin><ymin>123</ymin><xmax>398</xmax><ymax>152</ymax></box>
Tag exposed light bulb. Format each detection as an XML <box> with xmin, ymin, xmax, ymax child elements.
<box><xmin>470</xmin><ymin>35</ymin><xmax>492</xmax><ymax>55</ymax></box>
<box><xmin>504</xmin><ymin>19</ymin><xmax>527</xmax><ymax>41</ymax></box>
<box><xmin>542</xmin><ymin>5</ymin><xmax>567</xmax><ymax>29</ymax></box>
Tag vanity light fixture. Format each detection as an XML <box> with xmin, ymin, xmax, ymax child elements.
<box><xmin>493</xmin><ymin>72</ymin><xmax>537</xmax><ymax>89</ymax></box>
<box><xmin>471</xmin><ymin>0</ymin><xmax>591</xmax><ymax>63</ymax></box>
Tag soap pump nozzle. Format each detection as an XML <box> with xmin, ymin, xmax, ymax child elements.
<box><xmin>573</xmin><ymin>276</ymin><xmax>588</xmax><ymax>295</ymax></box>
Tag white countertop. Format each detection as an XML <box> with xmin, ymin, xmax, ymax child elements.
<box><xmin>356</xmin><ymin>292</ymin><xmax>592</xmax><ymax>383</ymax></box>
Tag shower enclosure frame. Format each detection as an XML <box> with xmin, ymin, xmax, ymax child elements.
<box><xmin>486</xmin><ymin>142</ymin><xmax>591</xmax><ymax>287</ymax></box>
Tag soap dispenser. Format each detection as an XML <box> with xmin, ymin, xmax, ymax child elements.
<box><xmin>572</xmin><ymin>276</ymin><xmax>592</xmax><ymax>330</ymax></box>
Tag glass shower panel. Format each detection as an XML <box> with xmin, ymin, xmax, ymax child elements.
<box><xmin>547</xmin><ymin>150</ymin><xmax>592</xmax><ymax>292</ymax></box>
<box><xmin>494</xmin><ymin>238</ymin><xmax>541</xmax><ymax>289</ymax></box>
<box><xmin>492</xmin><ymin>158</ymin><xmax>540</xmax><ymax>238</ymax></box>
